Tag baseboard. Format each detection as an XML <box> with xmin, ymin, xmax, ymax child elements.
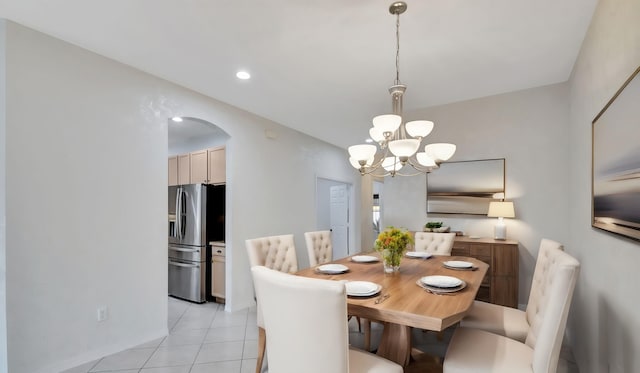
<box><xmin>38</xmin><ymin>327</ymin><xmax>168</xmax><ymax>373</ymax></box>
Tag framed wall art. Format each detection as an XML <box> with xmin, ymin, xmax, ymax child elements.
<box><xmin>592</xmin><ymin>65</ymin><xmax>640</xmax><ymax>242</ymax></box>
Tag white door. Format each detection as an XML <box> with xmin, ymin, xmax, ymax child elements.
<box><xmin>330</xmin><ymin>184</ymin><xmax>349</xmax><ymax>259</ymax></box>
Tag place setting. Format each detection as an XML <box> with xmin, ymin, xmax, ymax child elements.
<box><xmin>314</xmin><ymin>263</ymin><xmax>350</xmax><ymax>275</ymax></box>
<box><xmin>416</xmin><ymin>275</ymin><xmax>466</xmax><ymax>295</ymax></box>
<box><xmin>442</xmin><ymin>260</ymin><xmax>478</xmax><ymax>271</ymax></box>
<box><xmin>344</xmin><ymin>281</ymin><xmax>382</xmax><ymax>298</ymax></box>
<box><xmin>405</xmin><ymin>251</ymin><xmax>433</xmax><ymax>259</ymax></box>
<box><xmin>350</xmin><ymin>255</ymin><xmax>380</xmax><ymax>263</ymax></box>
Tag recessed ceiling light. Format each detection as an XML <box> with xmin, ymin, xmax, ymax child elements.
<box><xmin>365</xmin><ymin>138</ymin><xmax>374</xmax><ymax>143</ymax></box>
<box><xmin>171</xmin><ymin>117</ymin><xmax>183</xmax><ymax>122</ymax></box>
<box><xmin>236</xmin><ymin>71</ymin><xmax>251</xmax><ymax>80</ymax></box>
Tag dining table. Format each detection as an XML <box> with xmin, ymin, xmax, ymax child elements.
<box><xmin>296</xmin><ymin>252</ymin><xmax>489</xmax><ymax>368</ymax></box>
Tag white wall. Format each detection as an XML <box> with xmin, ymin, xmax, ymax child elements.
<box><xmin>2</xmin><ymin>21</ymin><xmax>360</xmax><ymax>372</ymax></box>
<box><xmin>0</xmin><ymin>19</ymin><xmax>8</xmax><ymax>373</ymax></box>
<box><xmin>567</xmin><ymin>0</ymin><xmax>640</xmax><ymax>371</ymax></box>
<box><xmin>382</xmin><ymin>82</ymin><xmax>571</xmax><ymax>305</ymax></box>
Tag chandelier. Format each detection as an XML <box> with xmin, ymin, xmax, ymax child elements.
<box><xmin>348</xmin><ymin>1</ymin><xmax>456</xmax><ymax>177</ymax></box>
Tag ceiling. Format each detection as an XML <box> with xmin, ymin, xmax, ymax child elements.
<box><xmin>0</xmin><ymin>0</ymin><xmax>597</xmax><ymax>148</ymax></box>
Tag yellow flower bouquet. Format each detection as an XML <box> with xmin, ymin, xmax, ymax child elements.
<box><xmin>375</xmin><ymin>226</ymin><xmax>413</xmax><ymax>273</ymax></box>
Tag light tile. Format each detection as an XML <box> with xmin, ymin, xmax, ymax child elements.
<box><xmin>204</xmin><ymin>325</ymin><xmax>246</xmax><ymax>343</ymax></box>
<box><xmin>241</xmin><ymin>359</ymin><xmax>258</xmax><ymax>373</ymax></box>
<box><xmin>194</xmin><ymin>341</ymin><xmax>244</xmax><ymax>364</ymax></box>
<box><xmin>61</xmin><ymin>359</ymin><xmax>99</xmax><ymax>373</ymax></box>
<box><xmin>190</xmin><ymin>360</ymin><xmax>242</xmax><ymax>373</ymax></box>
<box><xmin>244</xmin><ymin>323</ymin><xmax>258</xmax><ymax>340</ymax></box>
<box><xmin>243</xmin><ymin>340</ymin><xmax>258</xmax><ymax>359</ymax></box>
<box><xmin>210</xmin><ymin>312</ymin><xmax>248</xmax><ymax>328</ymax></box>
<box><xmin>134</xmin><ymin>337</ymin><xmax>166</xmax><ymax>349</ymax></box>
<box><xmin>172</xmin><ymin>316</ymin><xmax>214</xmax><ymax>331</ymax></box>
<box><xmin>161</xmin><ymin>328</ymin><xmax>208</xmax><ymax>347</ymax></box>
<box><xmin>144</xmin><ymin>344</ymin><xmax>200</xmax><ymax>368</ymax></box>
<box><xmin>90</xmin><ymin>348</ymin><xmax>156</xmax><ymax>372</ymax></box>
<box><xmin>140</xmin><ymin>365</ymin><xmax>191</xmax><ymax>373</ymax></box>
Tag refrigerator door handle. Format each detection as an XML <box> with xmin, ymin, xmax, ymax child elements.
<box><xmin>169</xmin><ymin>247</ymin><xmax>200</xmax><ymax>253</ymax></box>
<box><xmin>175</xmin><ymin>186</ymin><xmax>182</xmax><ymax>240</ymax></box>
<box><xmin>169</xmin><ymin>260</ymin><xmax>200</xmax><ymax>268</ymax></box>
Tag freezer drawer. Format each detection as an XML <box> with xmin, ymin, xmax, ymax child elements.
<box><xmin>168</xmin><ymin>259</ymin><xmax>206</xmax><ymax>303</ymax></box>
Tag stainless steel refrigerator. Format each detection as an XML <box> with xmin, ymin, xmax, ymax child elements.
<box><xmin>168</xmin><ymin>183</ymin><xmax>225</xmax><ymax>303</ymax></box>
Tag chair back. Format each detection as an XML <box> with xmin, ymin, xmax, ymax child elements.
<box><xmin>525</xmin><ymin>247</ymin><xmax>580</xmax><ymax>373</ymax></box>
<box><xmin>251</xmin><ymin>266</ymin><xmax>349</xmax><ymax>373</ymax></box>
<box><xmin>414</xmin><ymin>232</ymin><xmax>456</xmax><ymax>255</ymax></box>
<box><xmin>304</xmin><ymin>230</ymin><xmax>333</xmax><ymax>266</ymax></box>
<box><xmin>526</xmin><ymin>239</ymin><xmax>564</xmax><ymax>325</ymax></box>
<box><xmin>245</xmin><ymin>234</ymin><xmax>298</xmax><ymax>273</ymax></box>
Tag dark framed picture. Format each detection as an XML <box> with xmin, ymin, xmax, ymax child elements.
<box><xmin>592</xmin><ymin>65</ymin><xmax>640</xmax><ymax>242</ymax></box>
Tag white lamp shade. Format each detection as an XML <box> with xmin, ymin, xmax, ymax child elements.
<box><xmin>416</xmin><ymin>152</ymin><xmax>436</xmax><ymax>167</ymax></box>
<box><xmin>369</xmin><ymin>127</ymin><xmax>385</xmax><ymax>142</ymax></box>
<box><xmin>424</xmin><ymin>143</ymin><xmax>456</xmax><ymax>162</ymax></box>
<box><xmin>382</xmin><ymin>156</ymin><xmax>402</xmax><ymax>172</ymax></box>
<box><xmin>349</xmin><ymin>157</ymin><xmax>373</xmax><ymax>169</ymax></box>
<box><xmin>348</xmin><ymin>144</ymin><xmax>377</xmax><ymax>163</ymax></box>
<box><xmin>372</xmin><ymin>114</ymin><xmax>401</xmax><ymax>135</ymax></box>
<box><xmin>487</xmin><ymin>201</ymin><xmax>515</xmax><ymax>218</ymax></box>
<box><xmin>388</xmin><ymin>139</ymin><xmax>420</xmax><ymax>157</ymax></box>
<box><xmin>405</xmin><ymin>120</ymin><xmax>434</xmax><ymax>138</ymax></box>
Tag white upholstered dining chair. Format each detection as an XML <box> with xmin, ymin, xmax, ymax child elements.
<box><xmin>413</xmin><ymin>232</ymin><xmax>456</xmax><ymax>256</ymax></box>
<box><xmin>250</xmin><ymin>266</ymin><xmax>403</xmax><ymax>373</ymax></box>
<box><xmin>245</xmin><ymin>234</ymin><xmax>299</xmax><ymax>373</ymax></box>
<box><xmin>304</xmin><ymin>230</ymin><xmax>368</xmax><ymax>345</ymax></box>
<box><xmin>304</xmin><ymin>230</ymin><xmax>333</xmax><ymax>266</ymax></box>
<box><xmin>443</xmin><ymin>243</ymin><xmax>579</xmax><ymax>373</ymax></box>
<box><xmin>460</xmin><ymin>238</ymin><xmax>564</xmax><ymax>342</ymax></box>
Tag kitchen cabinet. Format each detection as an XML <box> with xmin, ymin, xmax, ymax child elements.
<box><xmin>169</xmin><ymin>147</ymin><xmax>225</xmax><ymax>185</ymax></box>
<box><xmin>210</xmin><ymin>242</ymin><xmax>225</xmax><ymax>302</ymax></box>
<box><xmin>190</xmin><ymin>149</ymin><xmax>209</xmax><ymax>183</ymax></box>
<box><xmin>207</xmin><ymin>147</ymin><xmax>226</xmax><ymax>184</ymax></box>
<box><xmin>451</xmin><ymin>237</ymin><xmax>519</xmax><ymax>308</ymax></box>
<box><xmin>177</xmin><ymin>154</ymin><xmax>190</xmax><ymax>185</ymax></box>
<box><xmin>168</xmin><ymin>156</ymin><xmax>178</xmax><ymax>186</ymax></box>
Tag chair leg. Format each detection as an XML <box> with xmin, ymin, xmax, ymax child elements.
<box><xmin>256</xmin><ymin>327</ymin><xmax>266</xmax><ymax>373</ymax></box>
<box><xmin>356</xmin><ymin>316</ymin><xmax>362</xmax><ymax>333</ymax></box>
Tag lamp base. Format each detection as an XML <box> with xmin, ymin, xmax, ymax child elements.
<box><xmin>494</xmin><ymin>223</ymin><xmax>507</xmax><ymax>240</ymax></box>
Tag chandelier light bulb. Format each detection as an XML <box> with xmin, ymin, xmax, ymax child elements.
<box><xmin>382</xmin><ymin>156</ymin><xmax>402</xmax><ymax>172</ymax></box>
<box><xmin>348</xmin><ymin>144</ymin><xmax>377</xmax><ymax>165</ymax></box>
<box><xmin>405</xmin><ymin>120</ymin><xmax>434</xmax><ymax>138</ymax></box>
<box><xmin>424</xmin><ymin>143</ymin><xmax>457</xmax><ymax>162</ymax></box>
<box><xmin>416</xmin><ymin>152</ymin><xmax>436</xmax><ymax>167</ymax></box>
<box><xmin>372</xmin><ymin>114</ymin><xmax>402</xmax><ymax>135</ymax></box>
<box><xmin>388</xmin><ymin>139</ymin><xmax>420</xmax><ymax>158</ymax></box>
<box><xmin>369</xmin><ymin>127</ymin><xmax>385</xmax><ymax>143</ymax></box>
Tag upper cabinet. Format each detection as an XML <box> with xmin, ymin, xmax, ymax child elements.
<box><xmin>208</xmin><ymin>147</ymin><xmax>226</xmax><ymax>184</ymax></box>
<box><xmin>168</xmin><ymin>156</ymin><xmax>178</xmax><ymax>186</ymax></box>
<box><xmin>169</xmin><ymin>146</ymin><xmax>225</xmax><ymax>186</ymax></box>
<box><xmin>178</xmin><ymin>154</ymin><xmax>191</xmax><ymax>185</ymax></box>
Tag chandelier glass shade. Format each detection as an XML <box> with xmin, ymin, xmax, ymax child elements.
<box><xmin>347</xmin><ymin>1</ymin><xmax>456</xmax><ymax>177</ymax></box>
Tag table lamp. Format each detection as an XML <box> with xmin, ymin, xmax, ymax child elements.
<box><xmin>487</xmin><ymin>201</ymin><xmax>515</xmax><ymax>240</ymax></box>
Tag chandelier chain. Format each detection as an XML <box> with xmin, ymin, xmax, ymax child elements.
<box><xmin>395</xmin><ymin>12</ymin><xmax>401</xmax><ymax>84</ymax></box>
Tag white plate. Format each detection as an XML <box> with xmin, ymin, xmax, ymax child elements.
<box><xmin>345</xmin><ymin>281</ymin><xmax>382</xmax><ymax>296</ymax></box>
<box><xmin>420</xmin><ymin>275</ymin><xmax>463</xmax><ymax>288</ymax></box>
<box><xmin>406</xmin><ymin>251</ymin><xmax>432</xmax><ymax>259</ymax></box>
<box><xmin>443</xmin><ymin>260</ymin><xmax>473</xmax><ymax>269</ymax></box>
<box><xmin>316</xmin><ymin>264</ymin><xmax>349</xmax><ymax>274</ymax></box>
<box><xmin>351</xmin><ymin>255</ymin><xmax>379</xmax><ymax>263</ymax></box>
<box><xmin>416</xmin><ymin>279</ymin><xmax>467</xmax><ymax>293</ymax></box>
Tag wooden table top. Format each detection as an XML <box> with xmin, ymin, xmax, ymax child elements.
<box><xmin>296</xmin><ymin>252</ymin><xmax>489</xmax><ymax>332</ymax></box>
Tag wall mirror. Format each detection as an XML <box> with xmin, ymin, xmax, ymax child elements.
<box><xmin>427</xmin><ymin>158</ymin><xmax>505</xmax><ymax>215</ymax></box>
<box><xmin>592</xmin><ymin>65</ymin><xmax>640</xmax><ymax>242</ymax></box>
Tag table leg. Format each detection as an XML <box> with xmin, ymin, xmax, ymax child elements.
<box><xmin>363</xmin><ymin>318</ymin><xmax>371</xmax><ymax>352</ymax></box>
<box><xmin>376</xmin><ymin>322</ymin><xmax>412</xmax><ymax>366</ymax></box>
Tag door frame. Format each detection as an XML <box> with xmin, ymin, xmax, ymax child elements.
<box><xmin>315</xmin><ymin>176</ymin><xmax>356</xmax><ymax>256</ymax></box>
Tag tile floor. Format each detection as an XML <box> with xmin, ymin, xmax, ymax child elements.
<box><xmin>65</xmin><ymin>296</ymin><xmax>579</xmax><ymax>373</ymax></box>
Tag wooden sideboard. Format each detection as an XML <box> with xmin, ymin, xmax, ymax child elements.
<box><xmin>451</xmin><ymin>236</ymin><xmax>519</xmax><ymax>308</ymax></box>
